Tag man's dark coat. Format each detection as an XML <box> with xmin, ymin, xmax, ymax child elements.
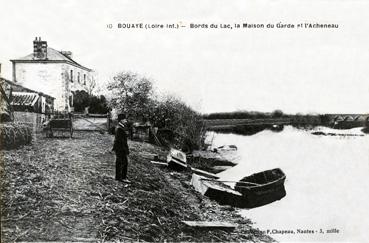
<box><xmin>113</xmin><ymin>123</ymin><xmax>129</xmax><ymax>155</ymax></box>
<box><xmin>113</xmin><ymin>123</ymin><xmax>129</xmax><ymax>180</ymax></box>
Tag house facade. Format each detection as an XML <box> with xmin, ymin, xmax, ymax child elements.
<box><xmin>11</xmin><ymin>37</ymin><xmax>95</xmax><ymax>111</ymax></box>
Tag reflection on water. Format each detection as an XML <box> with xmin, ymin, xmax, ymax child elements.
<box><xmin>211</xmin><ymin>124</ymin><xmax>285</xmax><ymax>136</ymax></box>
<box><xmin>208</xmin><ymin>126</ymin><xmax>369</xmax><ymax>242</ymax></box>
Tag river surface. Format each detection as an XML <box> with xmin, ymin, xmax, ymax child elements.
<box><xmin>207</xmin><ymin>126</ymin><xmax>369</xmax><ymax>243</ymax></box>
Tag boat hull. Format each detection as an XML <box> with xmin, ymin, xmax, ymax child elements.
<box><xmin>191</xmin><ymin>168</ymin><xmax>287</xmax><ymax>209</ymax></box>
<box><xmin>235</xmin><ymin>168</ymin><xmax>287</xmax><ymax>208</ymax></box>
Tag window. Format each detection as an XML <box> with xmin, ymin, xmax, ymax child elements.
<box><xmin>70</xmin><ymin>70</ymin><xmax>73</xmax><ymax>82</ymax></box>
<box><xmin>84</xmin><ymin>74</ymin><xmax>86</xmax><ymax>85</ymax></box>
<box><xmin>78</xmin><ymin>72</ymin><xmax>80</xmax><ymax>83</ymax></box>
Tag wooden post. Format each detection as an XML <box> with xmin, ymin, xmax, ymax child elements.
<box><xmin>107</xmin><ymin>112</ymin><xmax>110</xmax><ymax>132</ymax></box>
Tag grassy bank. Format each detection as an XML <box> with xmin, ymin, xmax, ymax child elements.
<box><xmin>1</xmin><ymin>132</ymin><xmax>272</xmax><ymax>242</ymax></box>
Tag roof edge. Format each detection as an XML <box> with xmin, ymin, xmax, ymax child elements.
<box><xmin>10</xmin><ymin>59</ymin><xmax>93</xmax><ymax>72</ymax></box>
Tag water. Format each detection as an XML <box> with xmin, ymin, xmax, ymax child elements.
<box><xmin>208</xmin><ymin>126</ymin><xmax>369</xmax><ymax>242</ymax></box>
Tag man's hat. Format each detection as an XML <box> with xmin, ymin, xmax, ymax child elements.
<box><xmin>118</xmin><ymin>113</ymin><xmax>126</xmax><ymax>121</ymax></box>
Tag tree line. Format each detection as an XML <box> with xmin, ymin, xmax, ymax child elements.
<box><xmin>203</xmin><ymin>110</ymin><xmax>286</xmax><ymax>120</ymax></box>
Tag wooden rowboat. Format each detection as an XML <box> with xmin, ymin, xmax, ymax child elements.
<box><xmin>235</xmin><ymin>168</ymin><xmax>286</xmax><ymax>208</ymax></box>
<box><xmin>191</xmin><ymin>168</ymin><xmax>287</xmax><ymax>208</ymax></box>
<box><xmin>191</xmin><ymin>174</ymin><xmax>246</xmax><ymax>208</ymax></box>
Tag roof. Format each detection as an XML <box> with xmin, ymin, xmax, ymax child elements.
<box><xmin>11</xmin><ymin>92</ymin><xmax>39</xmax><ymax>107</ymax></box>
<box><xmin>0</xmin><ymin>77</ymin><xmax>55</xmax><ymax>100</ymax></box>
<box><xmin>11</xmin><ymin>47</ymin><xmax>92</xmax><ymax>71</ymax></box>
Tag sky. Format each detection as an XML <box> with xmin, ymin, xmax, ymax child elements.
<box><xmin>0</xmin><ymin>0</ymin><xmax>368</xmax><ymax>114</ymax></box>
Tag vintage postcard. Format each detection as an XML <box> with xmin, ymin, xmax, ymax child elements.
<box><xmin>1</xmin><ymin>0</ymin><xmax>368</xmax><ymax>242</ymax></box>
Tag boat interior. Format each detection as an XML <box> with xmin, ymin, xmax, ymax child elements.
<box><xmin>239</xmin><ymin>168</ymin><xmax>284</xmax><ymax>185</ymax></box>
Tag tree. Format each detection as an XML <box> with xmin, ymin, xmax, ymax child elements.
<box><xmin>87</xmin><ymin>75</ymin><xmax>97</xmax><ymax>95</ymax></box>
<box><xmin>107</xmin><ymin>71</ymin><xmax>154</xmax><ymax>120</ymax></box>
<box><xmin>89</xmin><ymin>95</ymin><xmax>109</xmax><ymax>114</ymax></box>
<box><xmin>271</xmin><ymin>109</ymin><xmax>284</xmax><ymax>118</ymax></box>
<box><xmin>73</xmin><ymin>90</ymin><xmax>90</xmax><ymax>112</ymax></box>
<box><xmin>73</xmin><ymin>90</ymin><xmax>109</xmax><ymax>114</ymax></box>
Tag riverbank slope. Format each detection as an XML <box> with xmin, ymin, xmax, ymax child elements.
<box><xmin>1</xmin><ymin>132</ymin><xmax>273</xmax><ymax>242</ymax></box>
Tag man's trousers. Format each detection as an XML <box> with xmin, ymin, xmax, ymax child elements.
<box><xmin>115</xmin><ymin>153</ymin><xmax>128</xmax><ymax>180</ymax></box>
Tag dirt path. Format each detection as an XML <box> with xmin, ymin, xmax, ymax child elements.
<box><xmin>2</xmin><ymin>132</ymin><xmax>118</xmax><ymax>241</ymax></box>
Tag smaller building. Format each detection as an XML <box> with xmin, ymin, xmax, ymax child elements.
<box><xmin>0</xmin><ymin>77</ymin><xmax>55</xmax><ymax>132</ymax></box>
<box><xmin>1</xmin><ymin>78</ymin><xmax>54</xmax><ymax>114</ymax></box>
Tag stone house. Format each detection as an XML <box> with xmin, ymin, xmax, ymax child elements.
<box><xmin>10</xmin><ymin>37</ymin><xmax>95</xmax><ymax>111</ymax></box>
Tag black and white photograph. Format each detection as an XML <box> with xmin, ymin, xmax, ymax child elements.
<box><xmin>1</xmin><ymin>0</ymin><xmax>368</xmax><ymax>242</ymax></box>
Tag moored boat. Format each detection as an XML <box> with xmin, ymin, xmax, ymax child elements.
<box><xmin>235</xmin><ymin>168</ymin><xmax>286</xmax><ymax>208</ymax></box>
<box><xmin>191</xmin><ymin>169</ymin><xmax>287</xmax><ymax>209</ymax></box>
<box><xmin>191</xmin><ymin>174</ymin><xmax>246</xmax><ymax>208</ymax></box>
<box><xmin>213</xmin><ymin>145</ymin><xmax>238</xmax><ymax>153</ymax></box>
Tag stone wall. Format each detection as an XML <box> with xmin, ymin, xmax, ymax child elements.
<box><xmin>13</xmin><ymin>111</ymin><xmax>46</xmax><ymax>133</ymax></box>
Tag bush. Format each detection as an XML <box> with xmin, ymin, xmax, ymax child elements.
<box><xmin>150</xmin><ymin>95</ymin><xmax>205</xmax><ymax>152</ymax></box>
<box><xmin>0</xmin><ymin>123</ymin><xmax>32</xmax><ymax>150</ymax></box>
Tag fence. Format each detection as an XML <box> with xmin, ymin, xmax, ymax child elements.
<box><xmin>72</xmin><ymin>113</ymin><xmax>110</xmax><ymax>131</ymax></box>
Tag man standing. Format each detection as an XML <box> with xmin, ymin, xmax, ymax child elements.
<box><xmin>113</xmin><ymin>114</ymin><xmax>130</xmax><ymax>183</ymax></box>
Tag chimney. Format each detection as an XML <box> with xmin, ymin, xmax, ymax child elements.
<box><xmin>33</xmin><ymin>37</ymin><xmax>48</xmax><ymax>60</ymax></box>
<box><xmin>0</xmin><ymin>63</ymin><xmax>2</xmax><ymax>77</ymax></box>
<box><xmin>60</xmin><ymin>51</ymin><xmax>73</xmax><ymax>59</ymax></box>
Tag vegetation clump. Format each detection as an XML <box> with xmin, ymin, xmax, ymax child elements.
<box><xmin>0</xmin><ymin>123</ymin><xmax>32</xmax><ymax>150</ymax></box>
